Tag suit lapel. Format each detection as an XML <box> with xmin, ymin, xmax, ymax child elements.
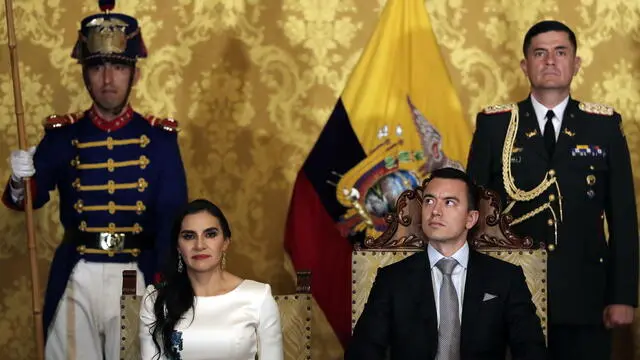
<box><xmin>552</xmin><ymin>97</ymin><xmax>579</xmax><ymax>164</ymax></box>
<box><xmin>517</xmin><ymin>97</ymin><xmax>549</xmax><ymax>161</ymax></box>
<box><xmin>411</xmin><ymin>252</ymin><xmax>438</xmax><ymax>357</ymax></box>
<box><xmin>460</xmin><ymin>250</ymin><xmax>484</xmax><ymax>352</ymax></box>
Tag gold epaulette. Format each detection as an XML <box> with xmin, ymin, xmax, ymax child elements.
<box><xmin>578</xmin><ymin>102</ymin><xmax>614</xmax><ymax>116</ymax></box>
<box><xmin>482</xmin><ymin>103</ymin><xmax>516</xmax><ymax>114</ymax></box>
<box><xmin>43</xmin><ymin>112</ymin><xmax>82</xmax><ymax>130</ymax></box>
<box><xmin>145</xmin><ymin>115</ymin><xmax>180</xmax><ymax>133</ymax></box>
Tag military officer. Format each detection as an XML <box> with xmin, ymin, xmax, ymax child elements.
<box><xmin>2</xmin><ymin>1</ymin><xmax>188</xmax><ymax>358</ymax></box>
<box><xmin>467</xmin><ymin>20</ymin><xmax>638</xmax><ymax>359</ymax></box>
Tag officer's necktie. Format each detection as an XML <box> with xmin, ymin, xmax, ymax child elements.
<box><xmin>544</xmin><ymin>110</ymin><xmax>556</xmax><ymax>157</ymax></box>
<box><xmin>435</xmin><ymin>258</ymin><xmax>460</xmax><ymax>360</ymax></box>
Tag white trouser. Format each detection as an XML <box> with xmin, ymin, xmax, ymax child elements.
<box><xmin>44</xmin><ymin>260</ymin><xmax>145</xmax><ymax>360</ymax></box>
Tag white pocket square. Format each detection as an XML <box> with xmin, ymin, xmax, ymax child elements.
<box><xmin>482</xmin><ymin>293</ymin><xmax>497</xmax><ymax>301</ymax></box>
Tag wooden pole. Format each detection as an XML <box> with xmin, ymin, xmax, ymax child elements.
<box><xmin>3</xmin><ymin>1</ymin><xmax>45</xmax><ymax>359</ymax></box>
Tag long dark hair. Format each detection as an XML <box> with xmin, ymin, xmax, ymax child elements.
<box><xmin>150</xmin><ymin>199</ymin><xmax>232</xmax><ymax>359</ymax></box>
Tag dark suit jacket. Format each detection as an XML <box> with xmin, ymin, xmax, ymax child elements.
<box><xmin>467</xmin><ymin>97</ymin><xmax>639</xmax><ymax>324</ymax></box>
<box><xmin>345</xmin><ymin>249</ymin><xmax>546</xmax><ymax>360</ymax></box>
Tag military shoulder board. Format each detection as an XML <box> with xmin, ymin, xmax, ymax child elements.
<box><xmin>482</xmin><ymin>103</ymin><xmax>516</xmax><ymax>114</ymax></box>
<box><xmin>43</xmin><ymin>112</ymin><xmax>82</xmax><ymax>130</ymax></box>
<box><xmin>145</xmin><ymin>115</ymin><xmax>180</xmax><ymax>133</ymax></box>
<box><xmin>578</xmin><ymin>102</ymin><xmax>614</xmax><ymax>116</ymax></box>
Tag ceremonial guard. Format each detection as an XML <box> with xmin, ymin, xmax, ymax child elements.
<box><xmin>3</xmin><ymin>1</ymin><xmax>188</xmax><ymax>358</ymax></box>
<box><xmin>467</xmin><ymin>20</ymin><xmax>638</xmax><ymax>359</ymax></box>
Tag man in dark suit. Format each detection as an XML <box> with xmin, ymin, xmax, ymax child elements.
<box><xmin>345</xmin><ymin>167</ymin><xmax>546</xmax><ymax>360</ymax></box>
<box><xmin>467</xmin><ymin>20</ymin><xmax>638</xmax><ymax>360</ymax></box>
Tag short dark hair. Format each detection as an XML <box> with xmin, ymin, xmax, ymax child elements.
<box><xmin>522</xmin><ymin>20</ymin><xmax>577</xmax><ymax>56</ymax></box>
<box><xmin>426</xmin><ymin>167</ymin><xmax>479</xmax><ymax>211</ymax></box>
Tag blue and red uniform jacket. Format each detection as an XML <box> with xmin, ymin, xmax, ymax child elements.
<box><xmin>2</xmin><ymin>105</ymin><xmax>188</xmax><ymax>339</ymax></box>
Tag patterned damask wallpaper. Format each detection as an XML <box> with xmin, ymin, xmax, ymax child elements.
<box><xmin>1</xmin><ymin>0</ymin><xmax>640</xmax><ymax>358</ymax></box>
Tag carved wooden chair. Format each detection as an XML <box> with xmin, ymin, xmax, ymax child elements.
<box><xmin>119</xmin><ymin>271</ymin><xmax>313</xmax><ymax>360</ymax></box>
<box><xmin>351</xmin><ymin>180</ymin><xmax>548</xmax><ymax>338</ymax></box>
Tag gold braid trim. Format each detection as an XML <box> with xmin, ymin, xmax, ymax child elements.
<box><xmin>74</xmin><ymin>135</ymin><xmax>150</xmax><ymax>150</ymax></box>
<box><xmin>507</xmin><ymin>181</ymin><xmax>564</xmax><ymax>220</ymax></box>
<box><xmin>510</xmin><ymin>203</ymin><xmax>559</xmax><ymax>246</ymax></box>
<box><xmin>511</xmin><ymin>203</ymin><xmax>550</xmax><ymax>225</ymax></box>
<box><xmin>500</xmin><ymin>104</ymin><xmax>562</xmax><ymax>245</ymax></box>
<box><xmin>501</xmin><ymin>105</ymin><xmax>558</xmax><ymax>201</ymax></box>
<box><xmin>556</xmin><ymin>180</ymin><xmax>564</xmax><ymax>221</ymax></box>
<box><xmin>76</xmin><ymin>246</ymin><xmax>141</xmax><ymax>257</ymax></box>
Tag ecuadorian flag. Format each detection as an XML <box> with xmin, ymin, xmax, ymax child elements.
<box><xmin>284</xmin><ymin>0</ymin><xmax>472</xmax><ymax>350</ymax></box>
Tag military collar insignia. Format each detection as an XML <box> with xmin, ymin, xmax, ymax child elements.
<box><xmin>89</xmin><ymin>105</ymin><xmax>134</xmax><ymax>132</ymax></box>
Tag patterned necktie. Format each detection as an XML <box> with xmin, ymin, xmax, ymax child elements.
<box><xmin>544</xmin><ymin>110</ymin><xmax>556</xmax><ymax>156</ymax></box>
<box><xmin>435</xmin><ymin>258</ymin><xmax>460</xmax><ymax>360</ymax></box>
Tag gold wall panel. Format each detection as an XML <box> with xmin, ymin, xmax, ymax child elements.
<box><xmin>0</xmin><ymin>0</ymin><xmax>639</xmax><ymax>358</ymax></box>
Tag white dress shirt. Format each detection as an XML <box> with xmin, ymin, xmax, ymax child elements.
<box><xmin>530</xmin><ymin>94</ymin><xmax>569</xmax><ymax>140</ymax></box>
<box><xmin>427</xmin><ymin>242</ymin><xmax>469</xmax><ymax>325</ymax></box>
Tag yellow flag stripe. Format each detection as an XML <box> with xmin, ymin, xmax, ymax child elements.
<box><xmin>341</xmin><ymin>0</ymin><xmax>471</xmax><ymax>166</ymax></box>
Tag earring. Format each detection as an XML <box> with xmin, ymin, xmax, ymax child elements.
<box><xmin>221</xmin><ymin>252</ymin><xmax>227</xmax><ymax>271</ymax></box>
<box><xmin>177</xmin><ymin>255</ymin><xmax>184</xmax><ymax>273</ymax></box>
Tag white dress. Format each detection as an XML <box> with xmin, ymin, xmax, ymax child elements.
<box><xmin>139</xmin><ymin>280</ymin><xmax>283</xmax><ymax>360</ymax></box>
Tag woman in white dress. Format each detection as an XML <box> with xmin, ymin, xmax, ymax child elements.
<box><xmin>139</xmin><ymin>199</ymin><xmax>283</xmax><ymax>360</ymax></box>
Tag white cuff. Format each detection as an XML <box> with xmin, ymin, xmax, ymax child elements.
<box><xmin>9</xmin><ymin>179</ymin><xmax>25</xmax><ymax>204</ymax></box>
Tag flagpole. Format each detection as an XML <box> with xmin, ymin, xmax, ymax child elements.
<box><xmin>3</xmin><ymin>1</ymin><xmax>45</xmax><ymax>359</ymax></box>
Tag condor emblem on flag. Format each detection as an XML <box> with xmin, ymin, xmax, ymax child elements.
<box><xmin>335</xmin><ymin>97</ymin><xmax>463</xmax><ymax>240</ymax></box>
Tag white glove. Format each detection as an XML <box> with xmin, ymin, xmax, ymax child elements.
<box><xmin>10</xmin><ymin>146</ymin><xmax>36</xmax><ymax>182</ymax></box>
